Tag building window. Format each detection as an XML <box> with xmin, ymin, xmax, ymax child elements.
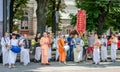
<box><xmin>21</xmin><ymin>13</ymin><xmax>28</xmax><ymax>29</ymax></box>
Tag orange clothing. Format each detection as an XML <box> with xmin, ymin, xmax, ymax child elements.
<box><xmin>40</xmin><ymin>37</ymin><xmax>49</xmax><ymax>64</ymax></box>
<box><xmin>58</xmin><ymin>38</ymin><xmax>66</xmax><ymax>62</ymax></box>
<box><xmin>48</xmin><ymin>36</ymin><xmax>52</xmax><ymax>48</ymax></box>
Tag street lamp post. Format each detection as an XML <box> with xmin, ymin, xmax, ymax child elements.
<box><xmin>3</xmin><ymin>0</ymin><xmax>7</xmax><ymax>36</ymax></box>
<box><xmin>55</xmin><ymin>0</ymin><xmax>61</xmax><ymax>36</ymax></box>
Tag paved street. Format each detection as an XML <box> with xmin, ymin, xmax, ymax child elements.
<box><xmin>0</xmin><ymin>60</ymin><xmax>120</xmax><ymax>72</ymax></box>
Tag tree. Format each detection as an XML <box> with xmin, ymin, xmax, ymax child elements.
<box><xmin>46</xmin><ymin>0</ymin><xmax>66</xmax><ymax>35</ymax></box>
<box><xmin>107</xmin><ymin>2</ymin><xmax>120</xmax><ymax>32</ymax></box>
<box><xmin>9</xmin><ymin>0</ymin><xmax>28</xmax><ymax>33</ymax></box>
<box><xmin>36</xmin><ymin>0</ymin><xmax>50</xmax><ymax>34</ymax></box>
<box><xmin>70</xmin><ymin>0</ymin><xmax>120</xmax><ymax>35</ymax></box>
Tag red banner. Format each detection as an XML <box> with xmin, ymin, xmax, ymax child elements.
<box><xmin>75</xmin><ymin>9</ymin><xmax>86</xmax><ymax>34</ymax></box>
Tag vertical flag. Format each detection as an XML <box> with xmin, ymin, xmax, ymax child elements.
<box><xmin>75</xmin><ymin>9</ymin><xmax>86</xmax><ymax>34</ymax></box>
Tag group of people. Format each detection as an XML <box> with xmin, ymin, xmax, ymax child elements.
<box><xmin>0</xmin><ymin>31</ymin><xmax>119</xmax><ymax>68</ymax></box>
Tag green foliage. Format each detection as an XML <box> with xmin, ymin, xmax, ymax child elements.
<box><xmin>10</xmin><ymin>0</ymin><xmax>28</xmax><ymax>32</ymax></box>
<box><xmin>12</xmin><ymin>24</ymin><xmax>19</xmax><ymax>32</ymax></box>
<box><xmin>69</xmin><ymin>14</ymin><xmax>77</xmax><ymax>26</ymax></box>
<box><xmin>70</xmin><ymin>0</ymin><xmax>120</xmax><ymax>34</ymax></box>
<box><xmin>46</xmin><ymin>0</ymin><xmax>66</xmax><ymax>27</ymax></box>
<box><xmin>13</xmin><ymin>0</ymin><xmax>28</xmax><ymax>20</ymax></box>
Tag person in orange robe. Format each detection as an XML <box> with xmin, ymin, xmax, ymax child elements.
<box><xmin>40</xmin><ymin>32</ymin><xmax>50</xmax><ymax>65</ymax></box>
<box><xmin>58</xmin><ymin>34</ymin><xmax>66</xmax><ymax>64</ymax></box>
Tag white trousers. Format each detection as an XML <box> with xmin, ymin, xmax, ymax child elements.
<box><xmin>20</xmin><ymin>49</ymin><xmax>30</xmax><ymax>65</ymax></box>
<box><xmin>74</xmin><ymin>48</ymin><xmax>81</xmax><ymax>62</ymax></box>
<box><xmin>55</xmin><ymin>48</ymin><xmax>59</xmax><ymax>61</ymax></box>
<box><xmin>8</xmin><ymin>50</ymin><xmax>17</xmax><ymax>65</ymax></box>
<box><xmin>2</xmin><ymin>49</ymin><xmax>9</xmax><ymax>65</ymax></box>
<box><xmin>111</xmin><ymin>44</ymin><xmax>117</xmax><ymax>60</ymax></box>
<box><xmin>35</xmin><ymin>47</ymin><xmax>41</xmax><ymax>61</ymax></box>
<box><xmin>48</xmin><ymin>48</ymin><xmax>52</xmax><ymax>59</ymax></box>
<box><xmin>93</xmin><ymin>48</ymin><xmax>100</xmax><ymax>63</ymax></box>
<box><xmin>101</xmin><ymin>46</ymin><xmax>107</xmax><ymax>60</ymax></box>
<box><xmin>79</xmin><ymin>47</ymin><xmax>83</xmax><ymax>61</ymax></box>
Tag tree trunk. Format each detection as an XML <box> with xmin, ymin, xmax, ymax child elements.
<box><xmin>97</xmin><ymin>14</ymin><xmax>106</xmax><ymax>35</ymax></box>
<box><xmin>97</xmin><ymin>1</ymin><xmax>111</xmax><ymax>35</ymax></box>
<box><xmin>9</xmin><ymin>0</ymin><xmax>15</xmax><ymax>33</ymax></box>
<box><xmin>36</xmin><ymin>0</ymin><xmax>49</xmax><ymax>34</ymax></box>
<box><xmin>52</xmin><ymin>1</ymin><xmax>56</xmax><ymax>35</ymax></box>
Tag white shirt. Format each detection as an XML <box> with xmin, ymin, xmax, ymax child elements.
<box><xmin>10</xmin><ymin>39</ymin><xmax>19</xmax><ymax>46</ymax></box>
<box><xmin>1</xmin><ymin>37</ymin><xmax>10</xmax><ymax>52</ymax></box>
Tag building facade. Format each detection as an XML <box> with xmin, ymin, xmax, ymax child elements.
<box><xmin>19</xmin><ymin>0</ymin><xmax>77</xmax><ymax>35</ymax></box>
<box><xmin>60</xmin><ymin>0</ymin><xmax>77</xmax><ymax>35</ymax></box>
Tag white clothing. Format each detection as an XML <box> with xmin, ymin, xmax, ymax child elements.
<box><xmin>74</xmin><ymin>39</ymin><xmax>84</xmax><ymax>62</ymax></box>
<box><xmin>111</xmin><ymin>43</ymin><xmax>117</xmax><ymax>60</ymax></box>
<box><xmin>101</xmin><ymin>38</ymin><xmax>108</xmax><ymax>60</ymax></box>
<box><xmin>9</xmin><ymin>39</ymin><xmax>18</xmax><ymax>65</ymax></box>
<box><xmin>48</xmin><ymin>48</ymin><xmax>52</xmax><ymax>59</ymax></box>
<box><xmin>20</xmin><ymin>39</ymin><xmax>30</xmax><ymax>65</ymax></box>
<box><xmin>93</xmin><ymin>48</ymin><xmax>100</xmax><ymax>63</ymax></box>
<box><xmin>79</xmin><ymin>39</ymin><xmax>84</xmax><ymax>61</ymax></box>
<box><xmin>9</xmin><ymin>50</ymin><xmax>17</xmax><ymax>65</ymax></box>
<box><xmin>21</xmin><ymin>49</ymin><xmax>30</xmax><ymax>65</ymax></box>
<box><xmin>74</xmin><ymin>47</ymin><xmax>81</xmax><ymax>62</ymax></box>
<box><xmin>34</xmin><ymin>47</ymin><xmax>41</xmax><ymax>61</ymax></box>
<box><xmin>93</xmin><ymin>39</ymin><xmax>101</xmax><ymax>63</ymax></box>
<box><xmin>56</xmin><ymin>49</ymin><xmax>59</xmax><ymax>61</ymax></box>
<box><xmin>55</xmin><ymin>37</ymin><xmax>59</xmax><ymax>61</ymax></box>
<box><xmin>1</xmin><ymin>37</ymin><xmax>10</xmax><ymax>65</ymax></box>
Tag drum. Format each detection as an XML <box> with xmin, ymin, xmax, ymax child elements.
<box><xmin>63</xmin><ymin>45</ymin><xmax>70</xmax><ymax>51</ymax></box>
<box><xmin>11</xmin><ymin>45</ymin><xmax>21</xmax><ymax>53</ymax></box>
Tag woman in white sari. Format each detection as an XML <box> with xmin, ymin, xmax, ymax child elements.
<box><xmin>1</xmin><ymin>32</ymin><xmax>10</xmax><ymax>66</ymax></box>
<box><xmin>110</xmin><ymin>34</ymin><xmax>118</xmax><ymax>62</ymax></box>
<box><xmin>93</xmin><ymin>34</ymin><xmax>101</xmax><ymax>64</ymax></box>
<box><xmin>72</xmin><ymin>34</ymin><xmax>81</xmax><ymax>63</ymax></box>
<box><xmin>101</xmin><ymin>34</ymin><xmax>108</xmax><ymax>62</ymax></box>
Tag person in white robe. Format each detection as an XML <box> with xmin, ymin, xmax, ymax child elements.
<box><xmin>34</xmin><ymin>33</ymin><xmax>41</xmax><ymax>62</ymax></box>
<box><xmin>55</xmin><ymin>34</ymin><xmax>60</xmax><ymax>61</ymax></box>
<box><xmin>20</xmin><ymin>34</ymin><xmax>30</xmax><ymax>66</ymax></box>
<box><xmin>101</xmin><ymin>34</ymin><xmax>108</xmax><ymax>62</ymax></box>
<box><xmin>93</xmin><ymin>34</ymin><xmax>101</xmax><ymax>64</ymax></box>
<box><xmin>79</xmin><ymin>37</ymin><xmax>84</xmax><ymax>62</ymax></box>
<box><xmin>1</xmin><ymin>32</ymin><xmax>10</xmax><ymax>66</ymax></box>
<box><xmin>110</xmin><ymin>34</ymin><xmax>118</xmax><ymax>62</ymax></box>
<box><xmin>8</xmin><ymin>34</ymin><xmax>19</xmax><ymax>68</ymax></box>
<box><xmin>72</xmin><ymin>34</ymin><xmax>81</xmax><ymax>63</ymax></box>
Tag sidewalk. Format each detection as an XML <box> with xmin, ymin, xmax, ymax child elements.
<box><xmin>0</xmin><ymin>60</ymin><xmax>120</xmax><ymax>72</ymax></box>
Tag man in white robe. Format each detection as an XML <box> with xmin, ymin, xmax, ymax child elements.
<box><xmin>1</xmin><ymin>32</ymin><xmax>10</xmax><ymax>66</ymax></box>
<box><xmin>20</xmin><ymin>34</ymin><xmax>30</xmax><ymax>66</ymax></box>
<box><xmin>34</xmin><ymin>33</ymin><xmax>41</xmax><ymax>62</ymax></box>
<box><xmin>55</xmin><ymin>35</ymin><xmax>60</xmax><ymax>61</ymax></box>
